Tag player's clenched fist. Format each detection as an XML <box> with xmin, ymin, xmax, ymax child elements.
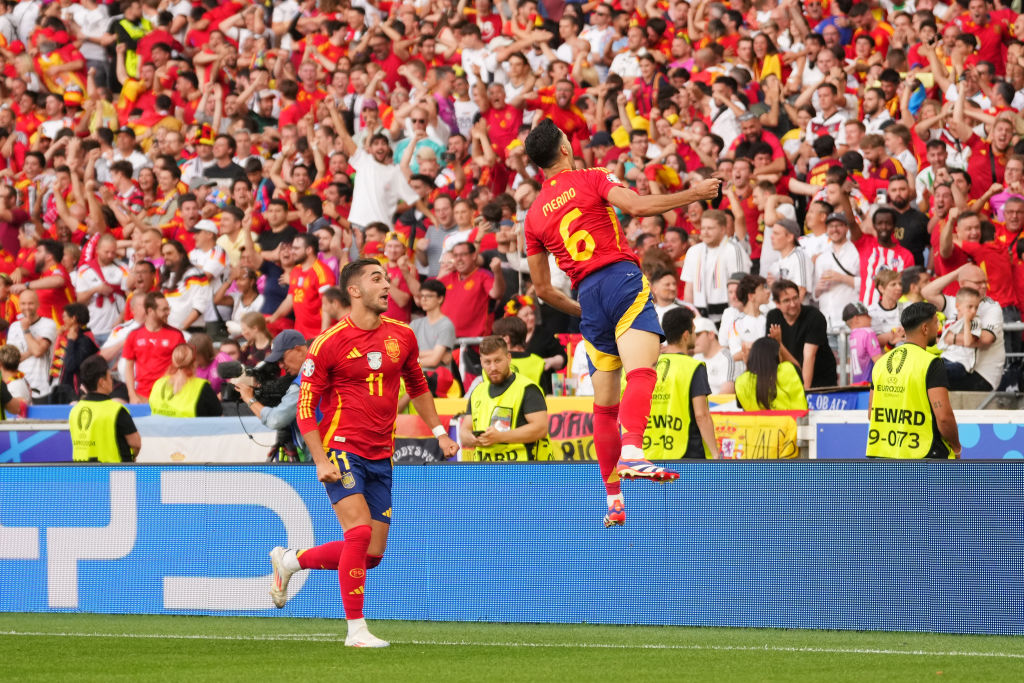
<box><xmin>691</xmin><ymin>177</ymin><xmax>722</xmax><ymax>200</ymax></box>
<box><xmin>316</xmin><ymin>462</ymin><xmax>342</xmax><ymax>483</ymax></box>
<box><xmin>438</xmin><ymin>434</ymin><xmax>459</xmax><ymax>458</ymax></box>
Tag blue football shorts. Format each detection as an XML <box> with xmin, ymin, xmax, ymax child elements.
<box><xmin>577</xmin><ymin>260</ymin><xmax>664</xmax><ymax>375</ymax></box>
<box><xmin>322</xmin><ymin>449</ymin><xmax>393</xmax><ymax>523</ymax></box>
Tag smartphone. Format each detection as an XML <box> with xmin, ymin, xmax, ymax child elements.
<box><xmin>876</xmin><ymin>189</ymin><xmax>888</xmax><ymax>205</ymax></box>
<box><xmin>472</xmin><ymin>430</ymin><xmax>485</xmax><ymax>437</ymax></box>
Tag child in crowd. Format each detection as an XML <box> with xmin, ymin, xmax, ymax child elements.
<box><xmin>938</xmin><ymin>287</ymin><xmax>982</xmax><ymax>385</ymax></box>
<box><xmin>844</xmin><ymin>303</ymin><xmax>883</xmax><ymax>384</ymax></box>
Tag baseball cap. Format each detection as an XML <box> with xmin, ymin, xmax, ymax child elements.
<box><xmin>586</xmin><ymin>131</ymin><xmax>613</xmax><ymax>148</ymax></box>
<box><xmin>728</xmin><ymin>272</ymin><xmax>746</xmax><ymax>285</ymax></box>
<box><xmin>266</xmin><ymin>329</ymin><xmax>307</xmax><ymax>363</ymax></box>
<box><xmin>826</xmin><ymin>211</ymin><xmax>850</xmax><ymax>226</ymax></box>
<box><xmin>694</xmin><ymin>317</ymin><xmax>718</xmax><ymax>335</ymax></box>
<box><xmin>116</xmin><ymin>126</ymin><xmax>135</xmax><ymax>137</ymax></box>
<box><xmin>775</xmin><ymin>218</ymin><xmax>801</xmax><ymax>238</ymax></box>
<box><xmin>258</xmin><ymin>89</ymin><xmax>278</xmax><ymax>99</ymax></box>
<box><xmin>362</xmin><ymin>98</ymin><xmax>379</xmax><ymax>110</ymax></box>
<box><xmin>842</xmin><ymin>302</ymin><xmax>870</xmax><ymax>322</ymax></box>
<box><xmin>190</xmin><ymin>219</ymin><xmax>218</xmax><ymax>234</ymax></box>
<box><xmin>188</xmin><ymin>176</ymin><xmax>216</xmax><ymax>191</ymax></box>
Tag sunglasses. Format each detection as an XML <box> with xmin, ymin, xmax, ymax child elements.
<box><xmin>411</xmin><ymin>118</ymin><xmax>426</xmax><ymax>124</ymax></box>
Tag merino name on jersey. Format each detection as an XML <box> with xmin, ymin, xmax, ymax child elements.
<box><xmin>296</xmin><ymin>316</ymin><xmax>430</xmax><ymax>460</ymax></box>
<box><xmin>524</xmin><ymin>167</ymin><xmax>639</xmax><ymax>289</ymax></box>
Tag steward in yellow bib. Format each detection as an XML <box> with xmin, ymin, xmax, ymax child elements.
<box><xmin>460</xmin><ymin>335</ymin><xmax>551</xmax><ymax>461</ymax></box>
<box><xmin>69</xmin><ymin>356</ymin><xmax>140</xmax><ymax>462</ymax></box>
<box><xmin>492</xmin><ymin>315</ymin><xmax>547</xmax><ymax>390</ymax></box>
<box><xmin>114</xmin><ymin>2</ymin><xmax>153</xmax><ymax>80</ymax></box>
<box><xmin>646</xmin><ymin>308</ymin><xmax>720</xmax><ymax>459</ymax></box>
<box><xmin>148</xmin><ymin>343</ymin><xmax>223</xmax><ymax>418</ymax></box>
<box><xmin>868</xmin><ymin>302</ymin><xmax>961</xmax><ymax>459</ymax></box>
<box><xmin>735</xmin><ymin>337</ymin><xmax>808</xmax><ymax>411</ymax></box>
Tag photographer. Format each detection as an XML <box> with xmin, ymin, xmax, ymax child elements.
<box><xmin>233</xmin><ymin>330</ymin><xmax>308</xmax><ymax>459</ymax></box>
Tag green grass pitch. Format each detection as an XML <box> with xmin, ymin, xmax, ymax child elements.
<box><xmin>2</xmin><ymin>613</ymin><xmax>1023</xmax><ymax>682</ymax></box>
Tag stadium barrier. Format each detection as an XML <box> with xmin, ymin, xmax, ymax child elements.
<box><xmin>0</xmin><ymin>402</ymin><xmax>805</xmax><ymax>463</ymax></box>
<box><xmin>1</xmin><ymin>462</ymin><xmax>1022</xmax><ymax>635</ymax></box>
<box><xmin>7</xmin><ymin>406</ymin><xmax>1024</xmax><ymax>462</ymax></box>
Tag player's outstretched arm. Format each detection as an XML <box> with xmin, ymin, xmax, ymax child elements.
<box><xmin>607</xmin><ymin>177</ymin><xmax>722</xmax><ymax>217</ymax></box>
<box><xmin>527</xmin><ymin>253</ymin><xmax>582</xmax><ymax>318</ymax></box>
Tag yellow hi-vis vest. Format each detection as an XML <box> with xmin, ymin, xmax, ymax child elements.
<box><xmin>867</xmin><ymin>343</ymin><xmax>954</xmax><ymax>459</ymax></box>
<box><xmin>646</xmin><ymin>353</ymin><xmax>711</xmax><ymax>459</ymax></box>
<box><xmin>118</xmin><ymin>18</ymin><xmax>152</xmax><ymax>79</ymax></box>
<box><xmin>148</xmin><ymin>376</ymin><xmax>208</xmax><ymax>418</ymax></box>
<box><xmin>469</xmin><ymin>372</ymin><xmax>551</xmax><ymax>461</ymax></box>
<box><xmin>69</xmin><ymin>399</ymin><xmax>128</xmax><ymax>462</ymax></box>
<box><xmin>482</xmin><ymin>353</ymin><xmax>545</xmax><ymax>388</ymax></box>
<box><xmin>735</xmin><ymin>362</ymin><xmax>808</xmax><ymax>411</ymax></box>
<box><xmin>510</xmin><ymin>353</ymin><xmax>545</xmax><ymax>387</ymax></box>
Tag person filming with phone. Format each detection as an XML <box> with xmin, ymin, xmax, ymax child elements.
<box><xmin>460</xmin><ymin>335</ymin><xmax>550</xmax><ymax>461</ymax></box>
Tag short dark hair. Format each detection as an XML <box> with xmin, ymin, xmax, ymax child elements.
<box><xmin>298</xmin><ymin>194</ymin><xmax>323</xmax><ymax>217</ymax></box>
<box><xmin>78</xmin><ymin>354</ymin><xmax>110</xmax><ymax>393</ymax></box>
<box><xmin>492</xmin><ymin>315</ymin><xmax>527</xmax><ymax>348</ymax></box>
<box><xmin>340</xmin><ymin>257</ymin><xmax>384</xmax><ymax>292</ymax></box>
<box><xmin>293</xmin><ymin>232</ymin><xmax>318</xmax><ymax>254</ymax></box>
<box><xmin>812</xmin><ymin>135</ymin><xmax>835</xmax><ymax>158</ymax></box>
<box><xmin>215</xmin><ymin>134</ymin><xmax>236</xmax><ymax>153</ymax></box>
<box><xmin>110</xmin><ymin>160</ymin><xmax>134</xmax><ymax>178</ymax></box>
<box><xmin>900</xmin><ymin>265</ymin><xmax>927</xmax><ymax>293</ymax></box>
<box><xmin>322</xmin><ymin>286</ymin><xmax>350</xmax><ymax>307</ymax></box>
<box><xmin>38</xmin><ymin>239</ymin><xmax>63</xmax><ymax>264</ymax></box>
<box><xmin>479</xmin><ymin>335</ymin><xmax>508</xmax><ymax>356</ymax></box>
<box><xmin>900</xmin><ymin>301</ymin><xmax>938</xmax><ymax>332</ymax></box>
<box><xmin>63</xmin><ymin>302</ymin><xmax>90</xmax><ymax>327</ymax></box>
<box><xmin>144</xmin><ymin>291</ymin><xmax>166</xmax><ymax>310</ymax></box>
<box><xmin>736</xmin><ymin>274</ymin><xmax>767</xmax><ymax>305</ymax></box>
<box><xmin>771</xmin><ymin>279</ymin><xmax>800</xmax><ymax>302</ymax></box>
<box><xmin>525</xmin><ymin>118</ymin><xmax>564</xmax><ymax>170</ymax></box>
<box><xmin>661</xmin><ymin>307</ymin><xmax>694</xmax><ymax>345</ymax></box>
<box><xmin>451</xmin><ymin>241</ymin><xmax>477</xmax><ymax>255</ymax></box>
<box><xmin>420</xmin><ymin>278</ymin><xmax>446</xmax><ymax>299</ymax></box>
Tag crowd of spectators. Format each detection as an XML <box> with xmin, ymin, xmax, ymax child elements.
<box><xmin>2</xmin><ymin>0</ymin><xmax>1024</xmax><ymax>417</ymax></box>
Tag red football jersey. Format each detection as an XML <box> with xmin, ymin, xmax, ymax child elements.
<box><xmin>290</xmin><ymin>261</ymin><xmax>335</xmax><ymax>339</ymax></box>
<box><xmin>297</xmin><ymin>316</ymin><xmax>430</xmax><ymax>460</ymax></box>
<box><xmin>524</xmin><ymin>167</ymin><xmax>638</xmax><ymax>289</ymax></box>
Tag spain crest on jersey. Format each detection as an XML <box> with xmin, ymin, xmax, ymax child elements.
<box><xmin>385</xmin><ymin>338</ymin><xmax>401</xmax><ymax>362</ymax></box>
<box><xmin>367</xmin><ymin>351</ymin><xmax>383</xmax><ymax>370</ymax></box>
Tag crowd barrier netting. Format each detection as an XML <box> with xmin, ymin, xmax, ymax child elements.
<box><xmin>1</xmin><ymin>462</ymin><xmax>1023</xmax><ymax>635</ymax></box>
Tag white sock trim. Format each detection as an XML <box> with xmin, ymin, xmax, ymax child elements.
<box><xmin>281</xmin><ymin>549</ymin><xmax>301</xmax><ymax>572</ymax></box>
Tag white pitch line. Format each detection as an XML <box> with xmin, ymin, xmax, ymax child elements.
<box><xmin>1</xmin><ymin>631</ymin><xmax>1024</xmax><ymax>660</ymax></box>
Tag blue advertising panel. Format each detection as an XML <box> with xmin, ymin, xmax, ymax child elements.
<box><xmin>0</xmin><ymin>428</ymin><xmax>72</xmax><ymax>463</ymax></box>
<box><xmin>1</xmin><ymin>463</ymin><xmax>1023</xmax><ymax>635</ymax></box>
<box><xmin>817</xmin><ymin>422</ymin><xmax>1024</xmax><ymax>459</ymax></box>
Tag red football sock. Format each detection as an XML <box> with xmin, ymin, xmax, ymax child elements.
<box><xmin>593</xmin><ymin>403</ymin><xmax>622</xmax><ymax>495</ymax></box>
<box><xmin>339</xmin><ymin>524</ymin><xmax>372</xmax><ymax>620</ymax></box>
<box><xmin>296</xmin><ymin>541</ymin><xmax>345</xmax><ymax>570</ymax></box>
<box><xmin>366</xmin><ymin>554</ymin><xmax>383</xmax><ymax>569</ymax></box>
<box><xmin>620</xmin><ymin>367</ymin><xmax>656</xmax><ymax>450</ymax></box>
